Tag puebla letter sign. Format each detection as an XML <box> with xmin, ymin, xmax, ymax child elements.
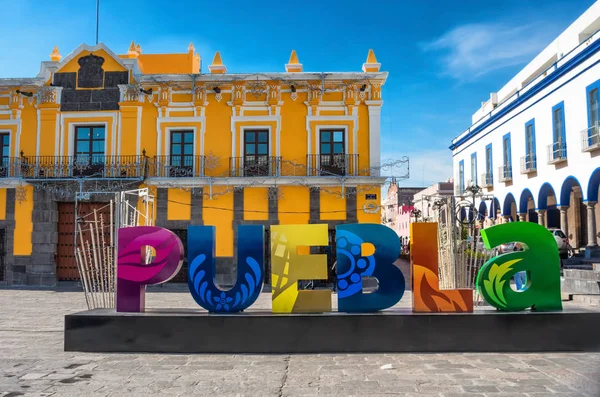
<box><xmin>116</xmin><ymin>222</ymin><xmax>562</xmax><ymax>314</ymax></box>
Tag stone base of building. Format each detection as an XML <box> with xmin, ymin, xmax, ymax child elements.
<box><xmin>64</xmin><ymin>307</ymin><xmax>600</xmax><ymax>353</ymax></box>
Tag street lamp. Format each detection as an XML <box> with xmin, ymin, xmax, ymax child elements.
<box><xmin>411</xmin><ymin>208</ymin><xmax>422</xmax><ymax>222</ymax></box>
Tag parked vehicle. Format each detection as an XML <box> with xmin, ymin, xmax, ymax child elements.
<box><xmin>547</xmin><ymin>228</ymin><xmax>568</xmax><ymax>256</ymax></box>
<box><xmin>498</xmin><ymin>228</ymin><xmax>571</xmax><ymax>257</ymax></box>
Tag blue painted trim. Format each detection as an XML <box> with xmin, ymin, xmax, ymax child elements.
<box><xmin>502</xmin><ymin>133</ymin><xmax>512</xmax><ymax>178</ymax></box>
<box><xmin>458</xmin><ymin>159</ymin><xmax>465</xmax><ymax>193</ymax></box>
<box><xmin>470</xmin><ymin>152</ymin><xmax>477</xmax><ymax>185</ymax></box>
<box><xmin>559</xmin><ymin>176</ymin><xmax>582</xmax><ymax>206</ymax></box>
<box><xmin>502</xmin><ymin>192</ymin><xmax>516</xmax><ymax>217</ymax></box>
<box><xmin>537</xmin><ymin>182</ymin><xmax>557</xmax><ymax>211</ymax></box>
<box><xmin>551</xmin><ymin>101</ymin><xmax>567</xmax><ymax>159</ymax></box>
<box><xmin>519</xmin><ymin>188</ymin><xmax>534</xmax><ymax>214</ymax></box>
<box><xmin>485</xmin><ymin>143</ymin><xmax>493</xmax><ymax>185</ymax></box>
<box><xmin>587</xmin><ymin>167</ymin><xmax>600</xmax><ymax>203</ymax></box>
<box><xmin>586</xmin><ymin>79</ymin><xmax>600</xmax><ymax>129</ymax></box>
<box><xmin>450</xmin><ymin>37</ymin><xmax>600</xmax><ymax>151</ymax></box>
<box><xmin>525</xmin><ymin>118</ymin><xmax>536</xmax><ymax>168</ymax></box>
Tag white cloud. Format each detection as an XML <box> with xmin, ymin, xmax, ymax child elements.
<box><xmin>423</xmin><ymin>22</ymin><xmax>555</xmax><ymax>81</ymax></box>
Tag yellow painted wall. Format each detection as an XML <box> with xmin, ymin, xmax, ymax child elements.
<box><xmin>357</xmin><ymin>186</ymin><xmax>381</xmax><ymax>224</ymax></box>
<box><xmin>244</xmin><ymin>188</ymin><xmax>269</xmax><ymax>221</ymax></box>
<box><xmin>14</xmin><ymin>186</ymin><xmax>33</xmax><ymax>255</ymax></box>
<box><xmin>278</xmin><ymin>187</ymin><xmax>309</xmax><ymax>224</ymax></box>
<box><xmin>167</xmin><ymin>188</ymin><xmax>191</xmax><ymax>220</ymax></box>
<box><xmin>2</xmin><ymin>43</ymin><xmax>386</xmax><ymax>269</ymax></box>
<box><xmin>320</xmin><ymin>188</ymin><xmax>346</xmax><ymax>221</ymax></box>
<box><xmin>119</xmin><ymin>106</ymin><xmax>140</xmax><ymax>154</ymax></box>
<box><xmin>38</xmin><ymin>108</ymin><xmax>59</xmax><ymax>157</ymax></box>
<box><xmin>203</xmin><ymin>91</ymin><xmax>233</xmax><ymax>177</ymax></box>
<box><xmin>57</xmin><ymin>49</ymin><xmax>127</xmax><ymax>83</ymax></box>
<box><xmin>203</xmin><ymin>187</ymin><xmax>234</xmax><ymax>256</ymax></box>
<box><xmin>0</xmin><ymin>189</ymin><xmax>6</xmax><ymax>220</ymax></box>
<box><xmin>280</xmin><ymin>92</ymin><xmax>308</xmax><ymax>167</ymax></box>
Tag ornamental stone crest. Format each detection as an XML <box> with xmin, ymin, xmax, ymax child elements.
<box><xmin>77</xmin><ymin>54</ymin><xmax>105</xmax><ymax>88</ymax></box>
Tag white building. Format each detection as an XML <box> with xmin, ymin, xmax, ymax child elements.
<box><xmin>412</xmin><ymin>181</ymin><xmax>454</xmax><ymax>222</ymax></box>
<box><xmin>450</xmin><ymin>2</ymin><xmax>600</xmax><ymax>254</ymax></box>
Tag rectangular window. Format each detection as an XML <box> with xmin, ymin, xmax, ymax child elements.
<box><xmin>485</xmin><ymin>143</ymin><xmax>493</xmax><ymax>185</ymax></box>
<box><xmin>458</xmin><ymin>160</ymin><xmax>464</xmax><ymax>193</ymax></box>
<box><xmin>74</xmin><ymin>126</ymin><xmax>105</xmax><ymax>177</ymax></box>
<box><xmin>319</xmin><ymin>129</ymin><xmax>346</xmax><ymax>175</ymax></box>
<box><xmin>589</xmin><ymin>88</ymin><xmax>599</xmax><ymax>127</ymax></box>
<box><xmin>502</xmin><ymin>132</ymin><xmax>512</xmax><ymax>180</ymax></box>
<box><xmin>525</xmin><ymin>120</ymin><xmax>536</xmax><ymax>169</ymax></box>
<box><xmin>470</xmin><ymin>153</ymin><xmax>477</xmax><ymax>185</ymax></box>
<box><xmin>244</xmin><ymin>130</ymin><xmax>269</xmax><ymax>176</ymax></box>
<box><xmin>170</xmin><ymin>130</ymin><xmax>193</xmax><ymax>166</ymax></box>
<box><xmin>551</xmin><ymin>102</ymin><xmax>566</xmax><ymax>159</ymax></box>
<box><xmin>586</xmin><ymin>81</ymin><xmax>600</xmax><ymax>148</ymax></box>
<box><xmin>0</xmin><ymin>134</ymin><xmax>9</xmax><ymax>177</ymax></box>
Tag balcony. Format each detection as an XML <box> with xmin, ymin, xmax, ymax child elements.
<box><xmin>581</xmin><ymin>124</ymin><xmax>600</xmax><ymax>152</ymax></box>
<box><xmin>547</xmin><ymin>141</ymin><xmax>567</xmax><ymax>164</ymax></box>
<box><xmin>22</xmin><ymin>155</ymin><xmax>146</xmax><ymax>179</ymax></box>
<box><xmin>480</xmin><ymin>172</ymin><xmax>493</xmax><ymax>188</ymax></box>
<box><xmin>307</xmin><ymin>154</ymin><xmax>359</xmax><ymax>176</ymax></box>
<box><xmin>499</xmin><ymin>165</ymin><xmax>512</xmax><ymax>182</ymax></box>
<box><xmin>148</xmin><ymin>155</ymin><xmax>205</xmax><ymax>177</ymax></box>
<box><xmin>229</xmin><ymin>156</ymin><xmax>281</xmax><ymax>177</ymax></box>
<box><xmin>0</xmin><ymin>158</ymin><xmax>24</xmax><ymax>178</ymax></box>
<box><xmin>520</xmin><ymin>154</ymin><xmax>537</xmax><ymax>174</ymax></box>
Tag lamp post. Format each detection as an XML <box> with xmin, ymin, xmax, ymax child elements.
<box><xmin>464</xmin><ymin>182</ymin><xmax>482</xmax><ymax>237</ymax></box>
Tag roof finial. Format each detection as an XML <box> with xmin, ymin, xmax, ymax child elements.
<box><xmin>127</xmin><ymin>41</ymin><xmax>139</xmax><ymax>58</ymax></box>
<box><xmin>188</xmin><ymin>42</ymin><xmax>195</xmax><ymax>53</ymax></box>
<box><xmin>50</xmin><ymin>46</ymin><xmax>62</xmax><ymax>62</ymax></box>
<box><xmin>362</xmin><ymin>49</ymin><xmax>381</xmax><ymax>72</ymax></box>
<box><xmin>136</xmin><ymin>44</ymin><xmax>142</xmax><ymax>54</ymax></box>
<box><xmin>285</xmin><ymin>50</ymin><xmax>303</xmax><ymax>73</ymax></box>
<box><xmin>208</xmin><ymin>51</ymin><xmax>227</xmax><ymax>74</ymax></box>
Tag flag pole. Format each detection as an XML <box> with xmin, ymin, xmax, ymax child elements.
<box><xmin>95</xmin><ymin>0</ymin><xmax>100</xmax><ymax>44</ymax></box>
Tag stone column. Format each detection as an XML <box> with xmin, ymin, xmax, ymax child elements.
<box><xmin>518</xmin><ymin>213</ymin><xmax>527</xmax><ymax>222</ymax></box>
<box><xmin>537</xmin><ymin>209</ymin><xmax>547</xmax><ymax>227</ymax></box>
<box><xmin>586</xmin><ymin>201</ymin><xmax>598</xmax><ymax>248</ymax></box>
<box><xmin>559</xmin><ymin>206</ymin><xmax>569</xmax><ymax>238</ymax></box>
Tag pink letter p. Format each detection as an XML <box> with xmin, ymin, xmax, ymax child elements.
<box><xmin>116</xmin><ymin>226</ymin><xmax>184</xmax><ymax>312</ymax></box>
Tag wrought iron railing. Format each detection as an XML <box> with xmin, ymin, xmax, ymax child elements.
<box><xmin>148</xmin><ymin>155</ymin><xmax>205</xmax><ymax>177</ymax></box>
<box><xmin>307</xmin><ymin>154</ymin><xmax>359</xmax><ymax>176</ymax></box>
<box><xmin>581</xmin><ymin>124</ymin><xmax>600</xmax><ymax>152</ymax></box>
<box><xmin>229</xmin><ymin>156</ymin><xmax>281</xmax><ymax>177</ymax></box>
<box><xmin>499</xmin><ymin>164</ymin><xmax>512</xmax><ymax>182</ymax></box>
<box><xmin>547</xmin><ymin>141</ymin><xmax>567</xmax><ymax>164</ymax></box>
<box><xmin>520</xmin><ymin>153</ymin><xmax>537</xmax><ymax>173</ymax></box>
<box><xmin>0</xmin><ymin>158</ymin><xmax>24</xmax><ymax>178</ymax></box>
<box><xmin>480</xmin><ymin>172</ymin><xmax>493</xmax><ymax>187</ymax></box>
<box><xmin>22</xmin><ymin>155</ymin><xmax>146</xmax><ymax>179</ymax></box>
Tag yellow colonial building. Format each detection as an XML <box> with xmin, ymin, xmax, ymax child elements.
<box><xmin>0</xmin><ymin>42</ymin><xmax>388</xmax><ymax>286</ymax></box>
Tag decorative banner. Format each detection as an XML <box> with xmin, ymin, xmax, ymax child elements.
<box><xmin>271</xmin><ymin>224</ymin><xmax>331</xmax><ymax>313</ymax></box>
<box><xmin>476</xmin><ymin>222</ymin><xmax>562</xmax><ymax>312</ymax></box>
<box><xmin>411</xmin><ymin>222</ymin><xmax>473</xmax><ymax>313</ymax></box>
<box><xmin>116</xmin><ymin>226</ymin><xmax>184</xmax><ymax>312</ymax></box>
<box><xmin>336</xmin><ymin>224</ymin><xmax>405</xmax><ymax>312</ymax></box>
<box><xmin>187</xmin><ymin>225</ymin><xmax>264</xmax><ymax>313</ymax></box>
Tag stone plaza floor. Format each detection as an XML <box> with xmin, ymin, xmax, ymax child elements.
<box><xmin>0</xmin><ymin>287</ymin><xmax>599</xmax><ymax>397</ymax></box>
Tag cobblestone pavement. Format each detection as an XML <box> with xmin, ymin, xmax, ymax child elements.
<box><xmin>0</xmin><ymin>287</ymin><xmax>599</xmax><ymax>397</ymax></box>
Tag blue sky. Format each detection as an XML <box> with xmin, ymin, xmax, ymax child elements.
<box><xmin>0</xmin><ymin>0</ymin><xmax>595</xmax><ymax>186</ymax></box>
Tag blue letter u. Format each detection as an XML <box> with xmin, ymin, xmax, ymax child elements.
<box><xmin>187</xmin><ymin>225</ymin><xmax>264</xmax><ymax>313</ymax></box>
